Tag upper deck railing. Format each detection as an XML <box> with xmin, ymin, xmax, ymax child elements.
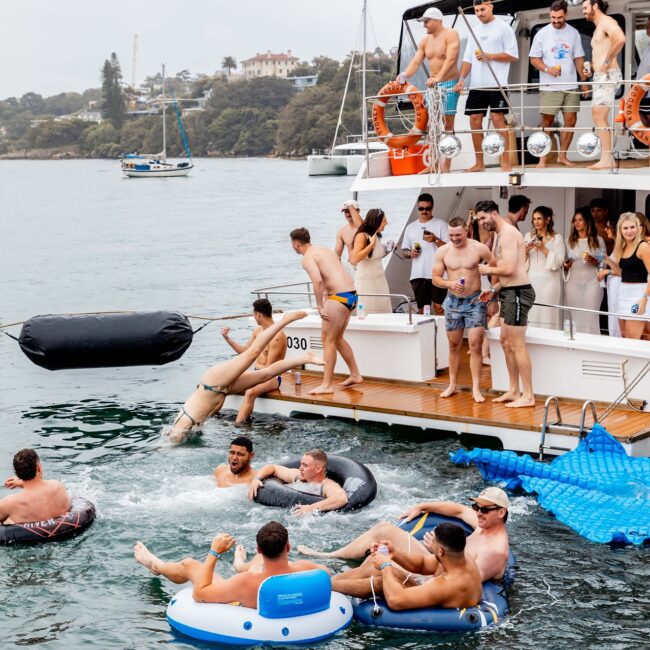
<box><xmin>363</xmin><ymin>77</ymin><xmax>650</xmax><ymax>177</ymax></box>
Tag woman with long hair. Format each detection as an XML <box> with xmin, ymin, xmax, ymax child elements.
<box><xmin>604</xmin><ymin>213</ymin><xmax>650</xmax><ymax>339</ymax></box>
<box><xmin>524</xmin><ymin>206</ymin><xmax>565</xmax><ymax>329</ymax></box>
<box><xmin>597</xmin><ymin>219</ymin><xmax>622</xmax><ymax>337</ymax></box>
<box><xmin>350</xmin><ymin>208</ymin><xmax>392</xmax><ymax>313</ymax></box>
<box><xmin>563</xmin><ymin>207</ymin><xmax>606</xmax><ymax>334</ymax></box>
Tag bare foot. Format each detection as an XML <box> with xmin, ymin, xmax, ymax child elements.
<box><xmin>557</xmin><ymin>157</ymin><xmax>575</xmax><ymax>167</ymax></box>
<box><xmin>464</xmin><ymin>164</ymin><xmax>485</xmax><ymax>173</ymax></box>
<box><xmin>134</xmin><ymin>541</ymin><xmax>161</xmax><ymax>575</ymax></box>
<box><xmin>473</xmin><ymin>390</ymin><xmax>486</xmax><ymax>403</ymax></box>
<box><xmin>233</xmin><ymin>544</ymin><xmax>249</xmax><ymax>573</ymax></box>
<box><xmin>589</xmin><ymin>160</ymin><xmax>612</xmax><ymax>170</ymax></box>
<box><xmin>340</xmin><ymin>375</ymin><xmax>363</xmax><ymax>388</ymax></box>
<box><xmin>297</xmin><ymin>544</ymin><xmax>332</xmax><ymax>558</ymax></box>
<box><xmin>282</xmin><ymin>310</ymin><xmax>308</xmax><ymax>324</ymax></box>
<box><xmin>505</xmin><ymin>396</ymin><xmax>536</xmax><ymax>408</ymax></box>
<box><xmin>308</xmin><ymin>384</ymin><xmax>334</xmax><ymax>395</ymax></box>
<box><xmin>482</xmin><ymin>356</ymin><xmax>491</xmax><ymax>366</ymax></box>
<box><xmin>440</xmin><ymin>385</ymin><xmax>457</xmax><ymax>398</ymax></box>
<box><xmin>305</xmin><ymin>352</ymin><xmax>325</xmax><ymax>366</ymax></box>
<box><xmin>492</xmin><ymin>391</ymin><xmax>520</xmax><ymax>403</ymax></box>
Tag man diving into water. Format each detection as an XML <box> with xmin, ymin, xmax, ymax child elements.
<box><xmin>167</xmin><ymin>311</ymin><xmax>324</xmax><ymax>442</ymax></box>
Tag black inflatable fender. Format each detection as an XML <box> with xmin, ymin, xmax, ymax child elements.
<box><xmin>254</xmin><ymin>455</ymin><xmax>377</xmax><ymax>512</ymax></box>
<box><xmin>0</xmin><ymin>496</ymin><xmax>96</xmax><ymax>545</ymax></box>
<box><xmin>19</xmin><ymin>311</ymin><xmax>193</xmax><ymax>370</ymax></box>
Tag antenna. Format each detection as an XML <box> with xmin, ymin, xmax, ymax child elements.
<box><xmin>131</xmin><ymin>35</ymin><xmax>138</xmax><ymax>89</ymax></box>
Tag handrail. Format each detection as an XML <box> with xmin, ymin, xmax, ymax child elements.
<box><xmin>249</xmin><ymin>289</ymin><xmax>415</xmax><ymax>324</ymax></box>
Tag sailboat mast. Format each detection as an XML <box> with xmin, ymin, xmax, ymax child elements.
<box><xmin>161</xmin><ymin>64</ymin><xmax>167</xmax><ymax>160</ymax></box>
<box><xmin>361</xmin><ymin>0</ymin><xmax>368</xmax><ymax>144</ymax></box>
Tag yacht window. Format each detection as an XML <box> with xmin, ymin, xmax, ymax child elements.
<box><xmin>527</xmin><ymin>14</ymin><xmax>625</xmax><ymax>99</ymax></box>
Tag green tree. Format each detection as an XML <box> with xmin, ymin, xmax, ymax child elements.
<box><xmin>81</xmin><ymin>121</ymin><xmax>119</xmax><ymax>155</ymax></box>
<box><xmin>100</xmin><ymin>53</ymin><xmax>126</xmax><ymax>128</ymax></box>
<box><xmin>20</xmin><ymin>92</ymin><xmax>45</xmax><ymax>114</ymax></box>
<box><xmin>222</xmin><ymin>56</ymin><xmax>237</xmax><ymax>78</ymax></box>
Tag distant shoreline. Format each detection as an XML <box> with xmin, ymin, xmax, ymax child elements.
<box><xmin>0</xmin><ymin>151</ymin><xmax>307</xmax><ymax>161</ymax></box>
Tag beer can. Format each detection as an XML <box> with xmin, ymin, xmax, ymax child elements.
<box><xmin>294</xmin><ymin>371</ymin><xmax>302</xmax><ymax>385</ymax></box>
<box><xmin>459</xmin><ymin>277</ymin><xmax>466</xmax><ymax>286</ymax></box>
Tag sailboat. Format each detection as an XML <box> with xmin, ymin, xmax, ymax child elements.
<box><xmin>307</xmin><ymin>0</ymin><xmax>387</xmax><ymax>176</ymax></box>
<box><xmin>121</xmin><ymin>64</ymin><xmax>193</xmax><ymax>178</ymax></box>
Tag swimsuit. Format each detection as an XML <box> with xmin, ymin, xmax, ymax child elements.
<box><xmin>442</xmin><ymin>290</ymin><xmax>487</xmax><ymax>331</ymax></box>
<box><xmin>499</xmin><ymin>284</ymin><xmax>536</xmax><ymax>326</ymax></box>
<box><xmin>435</xmin><ymin>79</ymin><xmax>459</xmax><ymax>115</ymax></box>
<box><xmin>328</xmin><ymin>291</ymin><xmax>358</xmax><ymax>311</ymax></box>
<box><xmin>173</xmin><ymin>383</ymin><xmax>230</xmax><ymax>429</ymax></box>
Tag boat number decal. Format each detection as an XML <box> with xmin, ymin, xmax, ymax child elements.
<box><xmin>287</xmin><ymin>337</ymin><xmax>308</xmax><ymax>350</ymax></box>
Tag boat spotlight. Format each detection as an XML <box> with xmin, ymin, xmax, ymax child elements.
<box><xmin>438</xmin><ymin>135</ymin><xmax>462</xmax><ymax>159</ymax></box>
<box><xmin>481</xmin><ymin>133</ymin><xmax>506</xmax><ymax>157</ymax></box>
<box><xmin>527</xmin><ymin>131</ymin><xmax>552</xmax><ymax>158</ymax></box>
<box><xmin>576</xmin><ymin>132</ymin><xmax>602</xmax><ymax>159</ymax></box>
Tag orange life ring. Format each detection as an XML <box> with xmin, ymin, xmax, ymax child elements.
<box><xmin>371</xmin><ymin>81</ymin><xmax>429</xmax><ymax>149</ymax></box>
<box><xmin>624</xmin><ymin>74</ymin><xmax>650</xmax><ymax>146</ymax></box>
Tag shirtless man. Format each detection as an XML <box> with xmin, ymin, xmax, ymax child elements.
<box><xmin>331</xmin><ymin>522</ymin><xmax>483</xmax><ymax>611</ymax></box>
<box><xmin>582</xmin><ymin>0</ymin><xmax>625</xmax><ymax>170</ymax></box>
<box><xmin>399</xmin><ymin>7</ymin><xmax>461</xmax><ymax>172</ymax></box>
<box><xmin>299</xmin><ymin>487</ymin><xmax>511</xmax><ymax>585</ymax></box>
<box><xmin>0</xmin><ymin>448</ymin><xmax>70</xmax><ymax>524</ymax></box>
<box><xmin>213</xmin><ymin>436</ymin><xmax>256</xmax><ymax>487</ymax></box>
<box><xmin>247</xmin><ymin>449</ymin><xmax>348</xmax><ymax>516</ymax></box>
<box><xmin>168</xmin><ymin>310</ymin><xmax>324</xmax><ymax>442</ymax></box>
<box><xmin>335</xmin><ymin>200</ymin><xmax>363</xmax><ymax>278</ymax></box>
<box><xmin>133</xmin><ymin>521</ymin><xmax>328</xmax><ymax>608</ymax></box>
<box><xmin>475</xmin><ymin>200</ymin><xmax>536</xmax><ymax>408</ymax></box>
<box><xmin>432</xmin><ymin>216</ymin><xmax>496</xmax><ymax>403</ymax></box>
<box><xmin>221</xmin><ymin>299</ymin><xmax>287</xmax><ymax>425</ymax></box>
<box><xmin>290</xmin><ymin>227</ymin><xmax>362</xmax><ymax>394</ymax></box>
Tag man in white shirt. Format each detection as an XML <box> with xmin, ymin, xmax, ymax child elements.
<box><xmin>401</xmin><ymin>193</ymin><xmax>449</xmax><ymax>314</ymax></box>
<box><xmin>454</xmin><ymin>0</ymin><xmax>518</xmax><ymax>173</ymax></box>
<box><xmin>529</xmin><ymin>0</ymin><xmax>589</xmax><ymax>167</ymax></box>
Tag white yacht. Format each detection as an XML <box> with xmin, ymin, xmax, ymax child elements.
<box><xmin>307</xmin><ymin>141</ymin><xmax>389</xmax><ymax>176</ymax></box>
<box><xmin>229</xmin><ymin>0</ymin><xmax>650</xmax><ymax>457</ymax></box>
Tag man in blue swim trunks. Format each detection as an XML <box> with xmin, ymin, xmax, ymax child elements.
<box><xmin>290</xmin><ymin>227</ymin><xmax>363</xmax><ymax>395</ymax></box>
<box><xmin>432</xmin><ymin>216</ymin><xmax>495</xmax><ymax>403</ymax></box>
<box><xmin>398</xmin><ymin>7</ymin><xmax>460</xmax><ymax>172</ymax></box>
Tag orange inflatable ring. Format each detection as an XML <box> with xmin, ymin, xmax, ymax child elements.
<box><xmin>624</xmin><ymin>74</ymin><xmax>650</xmax><ymax>146</ymax></box>
<box><xmin>372</xmin><ymin>81</ymin><xmax>429</xmax><ymax>149</ymax></box>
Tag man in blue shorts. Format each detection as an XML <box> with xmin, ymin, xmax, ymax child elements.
<box><xmin>397</xmin><ymin>7</ymin><xmax>461</xmax><ymax>172</ymax></box>
<box><xmin>432</xmin><ymin>216</ymin><xmax>495</xmax><ymax>403</ymax></box>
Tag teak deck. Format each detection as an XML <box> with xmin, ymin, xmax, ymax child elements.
<box><xmin>262</xmin><ymin>357</ymin><xmax>650</xmax><ymax>446</ymax></box>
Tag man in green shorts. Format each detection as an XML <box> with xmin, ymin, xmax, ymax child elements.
<box><xmin>529</xmin><ymin>0</ymin><xmax>589</xmax><ymax>167</ymax></box>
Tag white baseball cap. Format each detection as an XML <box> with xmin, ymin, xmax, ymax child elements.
<box><xmin>469</xmin><ymin>487</ymin><xmax>510</xmax><ymax>509</ymax></box>
<box><xmin>418</xmin><ymin>7</ymin><xmax>444</xmax><ymax>22</ymax></box>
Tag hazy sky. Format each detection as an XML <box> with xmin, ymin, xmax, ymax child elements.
<box><xmin>0</xmin><ymin>0</ymin><xmax>423</xmax><ymax>98</ymax></box>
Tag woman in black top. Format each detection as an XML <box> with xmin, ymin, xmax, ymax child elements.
<box><xmin>606</xmin><ymin>213</ymin><xmax>650</xmax><ymax>339</ymax></box>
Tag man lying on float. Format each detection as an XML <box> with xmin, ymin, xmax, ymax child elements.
<box><xmin>247</xmin><ymin>448</ymin><xmax>348</xmax><ymax>516</ymax></box>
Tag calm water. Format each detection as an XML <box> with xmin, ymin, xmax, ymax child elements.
<box><xmin>0</xmin><ymin>159</ymin><xmax>648</xmax><ymax>649</ymax></box>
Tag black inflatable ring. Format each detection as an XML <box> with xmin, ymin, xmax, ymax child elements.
<box><xmin>254</xmin><ymin>455</ymin><xmax>377</xmax><ymax>512</ymax></box>
<box><xmin>0</xmin><ymin>496</ymin><xmax>96</xmax><ymax>545</ymax></box>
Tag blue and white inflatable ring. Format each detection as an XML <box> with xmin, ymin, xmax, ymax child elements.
<box><xmin>167</xmin><ymin>569</ymin><xmax>352</xmax><ymax>645</ymax></box>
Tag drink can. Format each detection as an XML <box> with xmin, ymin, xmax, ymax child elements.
<box><xmin>414</xmin><ymin>242</ymin><xmax>422</xmax><ymax>253</ymax></box>
<box><xmin>378</xmin><ymin>544</ymin><xmax>390</xmax><ymax>556</ymax></box>
<box><xmin>459</xmin><ymin>276</ymin><xmax>466</xmax><ymax>286</ymax></box>
<box><xmin>423</xmin><ymin>305</ymin><xmax>431</xmax><ymax>316</ymax></box>
<box><xmin>584</xmin><ymin>61</ymin><xmax>591</xmax><ymax>75</ymax></box>
<box><xmin>294</xmin><ymin>371</ymin><xmax>302</xmax><ymax>385</ymax></box>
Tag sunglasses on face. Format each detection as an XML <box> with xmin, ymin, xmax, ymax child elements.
<box><xmin>471</xmin><ymin>503</ymin><xmax>501</xmax><ymax>514</ymax></box>
<box><xmin>418</xmin><ymin>206</ymin><xmax>432</xmax><ymax>212</ymax></box>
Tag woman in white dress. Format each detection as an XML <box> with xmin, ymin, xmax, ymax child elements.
<box><xmin>563</xmin><ymin>207</ymin><xmax>606</xmax><ymax>335</ymax></box>
<box><xmin>350</xmin><ymin>209</ymin><xmax>392</xmax><ymax>314</ymax></box>
<box><xmin>523</xmin><ymin>206</ymin><xmax>565</xmax><ymax>329</ymax></box>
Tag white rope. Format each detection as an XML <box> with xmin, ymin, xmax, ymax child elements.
<box><xmin>509</xmin><ymin>578</ymin><xmax>559</xmax><ymax>621</ymax></box>
<box><xmin>369</xmin><ymin>575</ymin><xmax>381</xmax><ymax>615</ymax></box>
<box><xmin>425</xmin><ymin>85</ymin><xmax>447</xmax><ymax>186</ymax></box>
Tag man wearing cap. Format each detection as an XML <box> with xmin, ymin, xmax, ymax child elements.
<box><xmin>298</xmin><ymin>486</ymin><xmax>510</xmax><ymax>583</ymax></box>
<box><xmin>335</xmin><ymin>200</ymin><xmax>363</xmax><ymax>279</ymax></box>
<box><xmin>398</xmin><ymin>8</ymin><xmax>461</xmax><ymax>173</ymax></box>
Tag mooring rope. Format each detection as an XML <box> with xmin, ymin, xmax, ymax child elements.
<box><xmin>424</xmin><ymin>84</ymin><xmax>447</xmax><ymax>186</ymax></box>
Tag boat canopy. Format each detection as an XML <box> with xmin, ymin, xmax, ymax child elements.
<box><xmin>401</xmin><ymin>0</ymin><xmax>550</xmax><ymax>21</ymax></box>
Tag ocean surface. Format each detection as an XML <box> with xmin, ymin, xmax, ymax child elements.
<box><xmin>0</xmin><ymin>158</ymin><xmax>648</xmax><ymax>649</ymax></box>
